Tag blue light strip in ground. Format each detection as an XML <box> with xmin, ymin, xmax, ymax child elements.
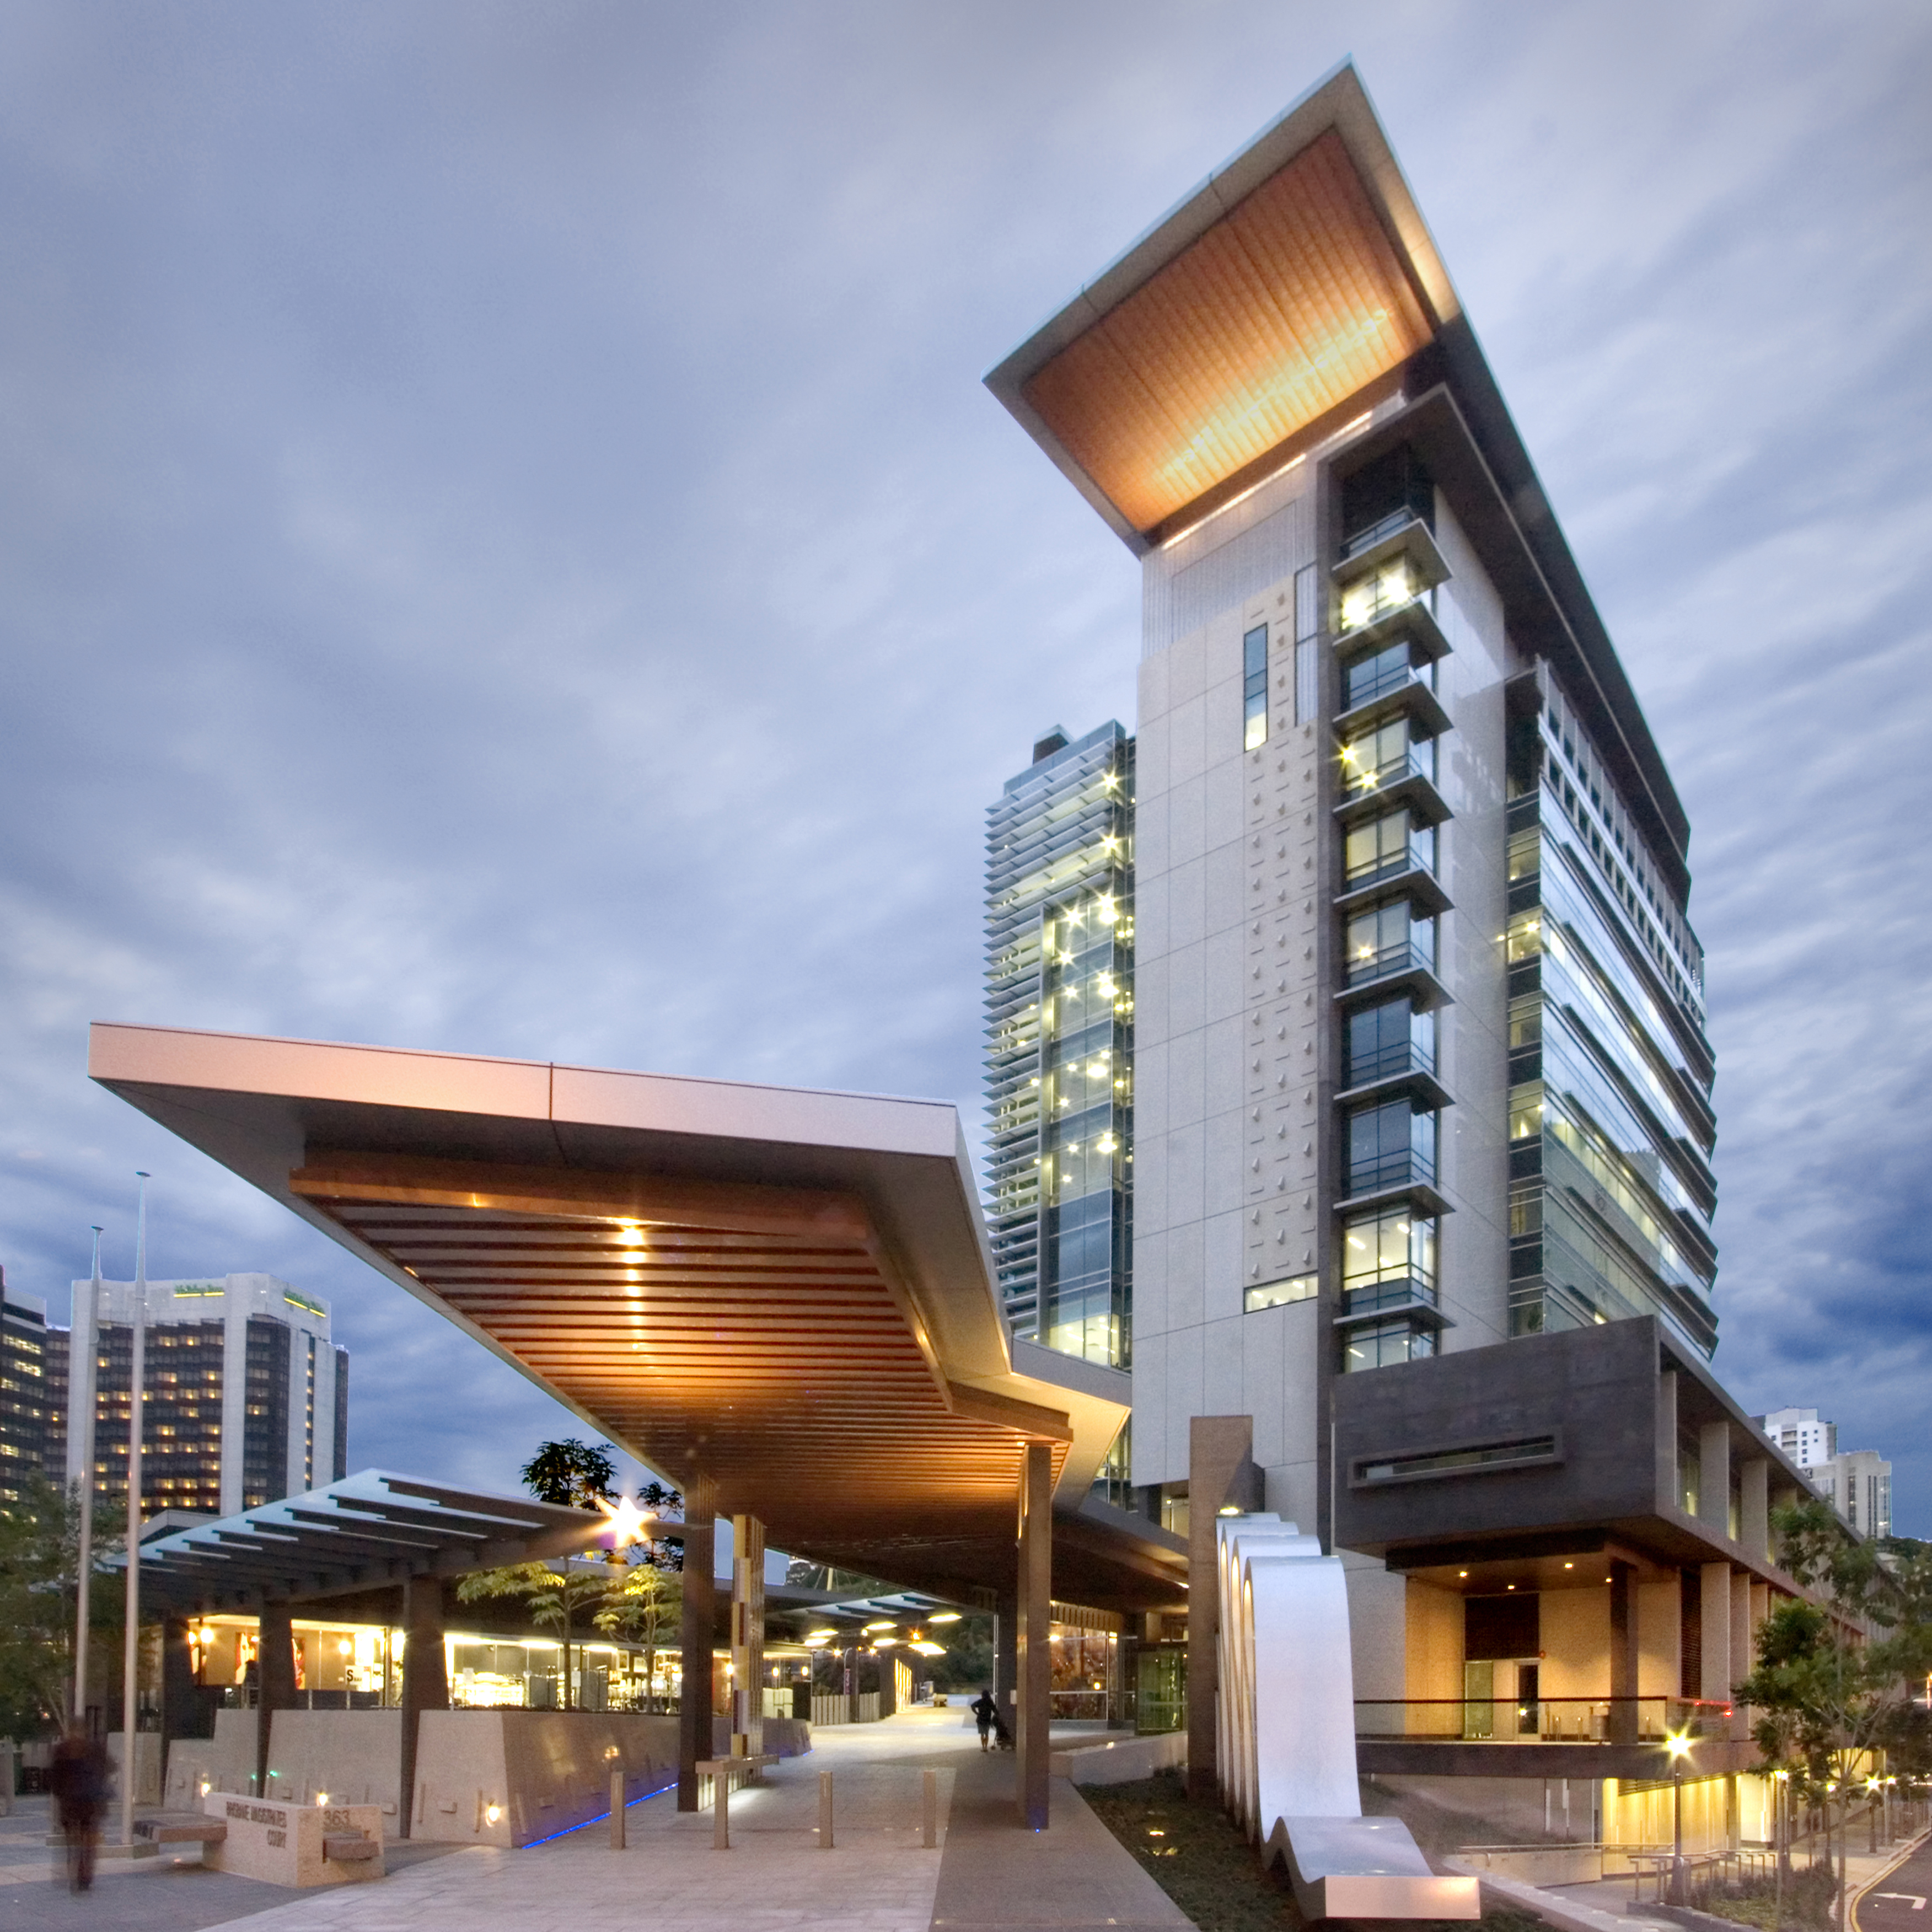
<box><xmin>516</xmin><ymin>1780</ymin><xmax>679</xmax><ymax>1847</ymax></box>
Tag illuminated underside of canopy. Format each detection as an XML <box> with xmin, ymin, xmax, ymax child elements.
<box><xmin>1022</xmin><ymin>131</ymin><xmax>1431</xmax><ymax>534</ymax></box>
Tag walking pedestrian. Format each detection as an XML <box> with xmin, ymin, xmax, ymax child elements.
<box><xmin>48</xmin><ymin>1730</ymin><xmax>109</xmax><ymax>1892</ymax></box>
<box><xmin>969</xmin><ymin>1688</ymin><xmax>998</xmax><ymax>1752</ymax></box>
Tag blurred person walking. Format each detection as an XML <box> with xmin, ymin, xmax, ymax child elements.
<box><xmin>48</xmin><ymin>1730</ymin><xmax>109</xmax><ymax>1892</ymax></box>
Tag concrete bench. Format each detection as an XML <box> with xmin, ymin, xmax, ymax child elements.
<box><xmin>323</xmin><ymin>1832</ymin><xmax>381</xmax><ymax>1863</ymax></box>
<box><xmin>135</xmin><ymin>1812</ymin><xmax>229</xmax><ymax>1845</ymax></box>
<box><xmin>695</xmin><ymin>1755</ymin><xmax>779</xmax><ymax>1785</ymax></box>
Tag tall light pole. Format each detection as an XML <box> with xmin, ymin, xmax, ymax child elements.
<box><xmin>117</xmin><ymin>1173</ymin><xmax>149</xmax><ymax>1849</ymax></box>
<box><xmin>71</xmin><ymin>1227</ymin><xmax>103</xmax><ymax>1732</ymax></box>
<box><xmin>1665</xmin><ymin>1727</ymin><xmax>1695</xmax><ymax>1904</ymax></box>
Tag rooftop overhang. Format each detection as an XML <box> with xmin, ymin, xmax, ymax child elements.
<box><xmin>117</xmin><ymin>1470</ymin><xmax>607</xmax><ymax>1615</ymax></box>
<box><xmin>89</xmin><ymin>1022</ymin><xmax>1183</xmax><ymax>1613</ymax></box>
<box><xmin>984</xmin><ymin>60</ymin><xmax>1694</xmax><ymax>887</ymax></box>
<box><xmin>984</xmin><ymin>61</ymin><xmax>1456</xmax><ymax>552</ymax></box>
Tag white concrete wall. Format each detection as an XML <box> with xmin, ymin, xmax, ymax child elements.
<box><xmin>1131</xmin><ymin>471</ymin><xmax>1321</xmax><ymax>1496</ymax></box>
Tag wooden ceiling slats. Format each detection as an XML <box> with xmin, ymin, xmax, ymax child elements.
<box><xmin>1020</xmin><ymin>128</ymin><xmax>1433</xmax><ymax>533</ymax></box>
<box><xmin>309</xmin><ymin>1172</ymin><xmax>1080</xmax><ymax>1591</ymax></box>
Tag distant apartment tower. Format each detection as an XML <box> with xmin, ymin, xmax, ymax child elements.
<box><xmin>1756</xmin><ymin>1408</ymin><xmax>1891</xmax><ymax>1538</ymax></box>
<box><xmin>1756</xmin><ymin>1405</ymin><xmax>1835</xmax><ymax>1468</ymax></box>
<box><xmin>983</xmin><ymin>722</ymin><xmax>1136</xmax><ymax>1366</ymax></box>
<box><xmin>0</xmin><ymin>1273</ymin><xmax>348</xmax><ymax>1516</ymax></box>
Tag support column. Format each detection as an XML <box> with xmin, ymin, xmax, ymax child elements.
<box><xmin>1016</xmin><ymin>1441</ymin><xmax>1052</xmax><ymax>1832</ymax></box>
<box><xmin>1186</xmin><ymin>1415</ymin><xmax>1257</xmax><ymax>1801</ymax></box>
<box><xmin>1740</xmin><ymin>1458</ymin><xmax>1770</xmax><ymax>1560</ymax></box>
<box><xmin>729</xmin><ymin>1513</ymin><xmax>765</xmax><ymax>1760</ymax></box>
<box><xmin>255</xmin><ymin>1601</ymin><xmax>298</xmax><ymax>1798</ymax></box>
<box><xmin>1729</xmin><ymin>1572</ymin><xmax>1753</xmax><ymax>1740</ymax></box>
<box><xmin>396</xmin><ymin>1575</ymin><xmax>447</xmax><ymax>1838</ymax></box>
<box><xmin>1608</xmin><ymin>1560</ymin><xmax>1639</xmax><ymax>1745</ymax></box>
<box><xmin>161</xmin><ymin>1614</ymin><xmax>200</xmax><ymax>1759</ymax></box>
<box><xmin>1700</xmin><ymin>1563</ymin><xmax>1732</xmax><ymax>1720</ymax></box>
<box><xmin>677</xmin><ymin>1480</ymin><xmax>716</xmax><ymax>1811</ymax></box>
<box><xmin>1699</xmin><ymin>1423</ymin><xmax>1732</xmax><ymax>1536</ymax></box>
<box><xmin>993</xmin><ymin>1588</ymin><xmax>1018</xmax><ymax>1726</ymax></box>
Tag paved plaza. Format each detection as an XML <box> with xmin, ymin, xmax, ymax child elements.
<box><xmin>0</xmin><ymin>1706</ymin><xmax>1190</xmax><ymax>1932</ymax></box>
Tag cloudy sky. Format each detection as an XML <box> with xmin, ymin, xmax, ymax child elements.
<box><xmin>3</xmin><ymin>2</ymin><xmax>1927</xmax><ymax>1530</ymax></box>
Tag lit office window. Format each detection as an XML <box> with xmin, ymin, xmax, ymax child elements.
<box><xmin>1243</xmin><ymin>623</ymin><xmax>1268</xmax><ymax>749</ymax></box>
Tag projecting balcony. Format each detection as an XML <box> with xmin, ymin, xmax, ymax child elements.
<box><xmin>1336</xmin><ymin>665</ymin><xmax>1452</xmax><ymax>742</ymax></box>
<box><xmin>1334</xmin><ymin>1175</ymin><xmax>1452</xmax><ymax>1221</ymax></box>
<box><xmin>1338</xmin><ymin>1053</ymin><xmax>1452</xmax><ymax>1114</ymax></box>
<box><xmin>1334</xmin><ymin>513</ymin><xmax>1452</xmax><ymax>587</ymax></box>
<box><xmin>1333</xmin><ymin>750</ymin><xmax>1450</xmax><ymax>829</ymax></box>
<box><xmin>1334</xmin><ymin>855</ymin><xmax>1452</xmax><ymax>920</ymax></box>
<box><xmin>1334</xmin><ymin>948</ymin><xmax>1452</xmax><ymax>1016</ymax></box>
<box><xmin>1353</xmin><ymin>1697</ymin><xmax>1756</xmax><ymax>1780</ymax></box>
<box><xmin>1334</xmin><ymin>594</ymin><xmax>1451</xmax><ymax>664</ymax></box>
<box><xmin>1336</xmin><ymin>1272</ymin><xmax>1442</xmax><ymax>1322</ymax></box>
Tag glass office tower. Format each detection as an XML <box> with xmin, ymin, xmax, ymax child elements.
<box><xmin>983</xmin><ymin>722</ymin><xmax>1135</xmax><ymax>1366</ymax></box>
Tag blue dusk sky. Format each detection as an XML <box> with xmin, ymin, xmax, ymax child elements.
<box><xmin>2</xmin><ymin>4</ymin><xmax>1928</xmax><ymax>1528</ymax></box>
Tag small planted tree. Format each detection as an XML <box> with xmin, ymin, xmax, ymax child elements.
<box><xmin>1734</xmin><ymin>1501</ymin><xmax>1932</xmax><ymax>1932</ymax></box>
<box><xmin>0</xmin><ymin>1472</ymin><xmax>127</xmax><ymax>1735</ymax></box>
<box><xmin>594</xmin><ymin>1564</ymin><xmax>683</xmax><ymax>1710</ymax></box>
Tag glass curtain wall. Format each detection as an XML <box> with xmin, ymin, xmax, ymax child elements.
<box><xmin>1505</xmin><ymin>670</ymin><xmax>1718</xmax><ymax>1354</ymax></box>
<box><xmin>983</xmin><ymin>724</ymin><xmax>1135</xmax><ymax>1371</ymax></box>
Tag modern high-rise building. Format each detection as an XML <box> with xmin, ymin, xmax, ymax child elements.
<box><xmin>0</xmin><ymin>1271</ymin><xmax>350</xmax><ymax>1517</ymax></box>
<box><xmin>0</xmin><ymin>1270</ymin><xmax>57</xmax><ymax>1505</ymax></box>
<box><xmin>982</xmin><ymin>71</ymin><xmax>1815</xmax><ymax>1795</ymax></box>
<box><xmin>983</xmin><ymin>722</ymin><xmax>1136</xmax><ymax>1367</ymax></box>
<box><xmin>986</xmin><ymin>63</ymin><xmax>1718</xmax><ymax>1514</ymax></box>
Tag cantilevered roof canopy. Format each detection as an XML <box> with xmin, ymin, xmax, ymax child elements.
<box><xmin>90</xmin><ymin>1023</ymin><xmax>1183</xmax><ymax>1612</ymax></box>
<box><xmin>985</xmin><ymin>62</ymin><xmax>1456</xmax><ymax>549</ymax></box>
<box><xmin>121</xmin><ymin>1469</ymin><xmax>604</xmax><ymax>1614</ymax></box>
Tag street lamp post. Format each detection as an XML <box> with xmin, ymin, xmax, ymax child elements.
<box><xmin>1665</xmin><ymin>1727</ymin><xmax>1695</xmax><ymax>1905</ymax></box>
<box><xmin>71</xmin><ymin>1228</ymin><xmax>103</xmax><ymax>1734</ymax></box>
<box><xmin>117</xmin><ymin>1173</ymin><xmax>149</xmax><ymax>1850</ymax></box>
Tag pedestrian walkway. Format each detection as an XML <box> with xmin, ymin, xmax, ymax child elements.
<box><xmin>4</xmin><ymin>1705</ymin><xmax>1192</xmax><ymax>1932</ymax></box>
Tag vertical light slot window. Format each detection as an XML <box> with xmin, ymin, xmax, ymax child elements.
<box><xmin>1243</xmin><ymin>624</ymin><xmax>1269</xmax><ymax>749</ymax></box>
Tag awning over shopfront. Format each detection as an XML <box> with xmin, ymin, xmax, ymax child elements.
<box><xmin>120</xmin><ymin>1469</ymin><xmax>604</xmax><ymax>1613</ymax></box>
<box><xmin>89</xmin><ymin>1022</ymin><xmax>1184</xmax><ymax>1615</ymax></box>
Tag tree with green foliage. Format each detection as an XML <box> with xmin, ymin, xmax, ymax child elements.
<box><xmin>0</xmin><ymin>1472</ymin><xmax>127</xmax><ymax>1737</ymax></box>
<box><xmin>593</xmin><ymin>1562</ymin><xmax>682</xmax><ymax>1709</ymax></box>
<box><xmin>1734</xmin><ymin>1500</ymin><xmax>1932</xmax><ymax>1932</ymax></box>
<box><xmin>519</xmin><ymin>1439</ymin><xmax>618</xmax><ymax>1510</ymax></box>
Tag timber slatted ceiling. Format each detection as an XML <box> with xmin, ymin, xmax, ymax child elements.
<box><xmin>291</xmin><ymin>1160</ymin><xmax>1069</xmax><ymax>1577</ymax></box>
<box><xmin>1022</xmin><ymin>130</ymin><xmax>1431</xmax><ymax>533</ymax></box>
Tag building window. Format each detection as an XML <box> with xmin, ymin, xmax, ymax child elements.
<box><xmin>1345</xmin><ymin>900</ymin><xmax>1435</xmax><ymax>986</ymax></box>
<box><xmin>1294</xmin><ymin>566</ymin><xmax>1320</xmax><ymax>723</ymax></box>
<box><xmin>1345</xmin><ymin>998</ymin><xmax>1435</xmax><ymax>1089</ymax></box>
<box><xmin>1342</xmin><ymin>640</ymin><xmax>1430</xmax><ymax>714</ymax></box>
<box><xmin>1341</xmin><ymin>1206</ymin><xmax>1436</xmax><ymax>1313</ymax></box>
<box><xmin>1344</xmin><ymin>811</ymin><xmax>1434</xmax><ymax>888</ymax></box>
<box><xmin>1337</xmin><ymin>559</ymin><xmax>1423</xmax><ymax>635</ymax></box>
<box><xmin>1243</xmin><ymin>624</ymin><xmax>1268</xmax><ymax>749</ymax></box>
<box><xmin>1244</xmin><ymin>1273</ymin><xmax>1317</xmax><ymax>1314</ymax></box>
<box><xmin>1343</xmin><ymin>1318</ymin><xmax>1437</xmax><ymax>1372</ymax></box>
<box><xmin>1346</xmin><ymin>1100</ymin><xmax>1436</xmax><ymax>1196</ymax></box>
<box><xmin>1340</xmin><ymin>716</ymin><xmax>1434</xmax><ymax>797</ymax></box>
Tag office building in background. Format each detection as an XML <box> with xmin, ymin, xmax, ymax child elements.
<box><xmin>0</xmin><ymin>1270</ymin><xmax>347</xmax><ymax>1517</ymax></box>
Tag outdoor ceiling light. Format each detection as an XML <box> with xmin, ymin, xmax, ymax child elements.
<box><xmin>862</xmin><ymin>1620</ymin><xmax>896</xmax><ymax>1633</ymax></box>
<box><xmin>928</xmin><ymin>1612</ymin><xmax>961</xmax><ymax>1624</ymax></box>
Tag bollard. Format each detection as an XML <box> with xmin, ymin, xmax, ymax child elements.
<box><xmin>609</xmin><ymin>1767</ymin><xmax>626</xmax><ymax>1849</ymax></box>
<box><xmin>713</xmin><ymin>1769</ymin><xmax>729</xmax><ymax>1850</ymax></box>
<box><xmin>922</xmin><ymin>1768</ymin><xmax>937</xmax><ymax>1849</ymax></box>
<box><xmin>819</xmin><ymin>1769</ymin><xmax>834</xmax><ymax>1849</ymax></box>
